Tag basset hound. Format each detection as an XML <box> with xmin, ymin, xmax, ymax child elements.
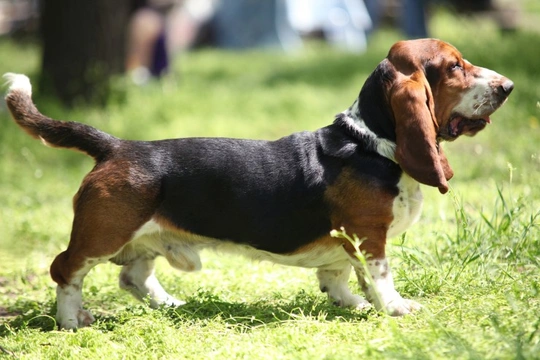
<box><xmin>4</xmin><ymin>39</ymin><xmax>513</xmax><ymax>330</ymax></box>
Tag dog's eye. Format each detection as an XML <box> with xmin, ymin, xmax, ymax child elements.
<box><xmin>450</xmin><ymin>63</ymin><xmax>463</xmax><ymax>72</ymax></box>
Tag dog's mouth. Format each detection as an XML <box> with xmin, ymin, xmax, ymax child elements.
<box><xmin>439</xmin><ymin>114</ymin><xmax>491</xmax><ymax>141</ymax></box>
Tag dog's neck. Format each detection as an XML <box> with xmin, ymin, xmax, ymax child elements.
<box><xmin>335</xmin><ymin>99</ymin><xmax>397</xmax><ymax>162</ymax></box>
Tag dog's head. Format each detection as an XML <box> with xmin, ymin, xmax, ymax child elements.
<box><xmin>357</xmin><ymin>38</ymin><xmax>513</xmax><ymax>193</ymax></box>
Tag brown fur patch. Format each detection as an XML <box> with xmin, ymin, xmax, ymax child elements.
<box><xmin>50</xmin><ymin>160</ymin><xmax>160</xmax><ymax>285</ymax></box>
<box><xmin>290</xmin><ymin>234</ymin><xmax>343</xmax><ymax>255</ymax></box>
<box><xmin>152</xmin><ymin>215</ymin><xmax>194</xmax><ymax>236</ymax></box>
<box><xmin>324</xmin><ymin>167</ymin><xmax>395</xmax><ymax>258</ymax></box>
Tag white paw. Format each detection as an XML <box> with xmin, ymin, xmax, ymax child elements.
<box><xmin>384</xmin><ymin>298</ymin><xmax>422</xmax><ymax>316</ymax></box>
<box><xmin>332</xmin><ymin>294</ymin><xmax>371</xmax><ymax>310</ymax></box>
<box><xmin>163</xmin><ymin>296</ymin><xmax>186</xmax><ymax>307</ymax></box>
<box><xmin>56</xmin><ymin>316</ymin><xmax>78</xmax><ymax>330</ymax></box>
<box><xmin>148</xmin><ymin>294</ymin><xmax>186</xmax><ymax>309</ymax></box>
<box><xmin>57</xmin><ymin>308</ymin><xmax>95</xmax><ymax>330</ymax></box>
<box><xmin>354</xmin><ymin>300</ymin><xmax>373</xmax><ymax>311</ymax></box>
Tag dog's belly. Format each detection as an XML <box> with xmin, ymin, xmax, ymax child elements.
<box><xmin>114</xmin><ymin>220</ymin><xmax>351</xmax><ymax>271</ymax></box>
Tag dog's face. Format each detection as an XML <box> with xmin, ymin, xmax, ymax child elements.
<box><xmin>388</xmin><ymin>39</ymin><xmax>513</xmax><ymax>142</ymax></box>
<box><xmin>438</xmin><ymin>63</ymin><xmax>513</xmax><ymax>140</ymax></box>
<box><xmin>375</xmin><ymin>39</ymin><xmax>513</xmax><ymax>193</ymax></box>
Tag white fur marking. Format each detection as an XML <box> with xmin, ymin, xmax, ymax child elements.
<box><xmin>354</xmin><ymin>257</ymin><xmax>421</xmax><ymax>315</ymax></box>
<box><xmin>3</xmin><ymin>73</ymin><xmax>32</xmax><ymax>96</ymax></box>
<box><xmin>453</xmin><ymin>66</ymin><xmax>506</xmax><ymax>118</ymax></box>
<box><xmin>364</xmin><ymin>258</ymin><xmax>398</xmax><ymax>305</ymax></box>
<box><xmin>387</xmin><ymin>173</ymin><xmax>423</xmax><ymax>238</ymax></box>
<box><xmin>133</xmin><ymin>220</ymin><xmax>163</xmax><ymax>238</ymax></box>
<box><xmin>317</xmin><ymin>266</ymin><xmax>371</xmax><ymax>309</ymax></box>
<box><xmin>341</xmin><ymin>107</ymin><xmax>397</xmax><ymax>162</ymax></box>
<box><xmin>55</xmin><ymin>259</ymin><xmax>107</xmax><ymax>329</ymax></box>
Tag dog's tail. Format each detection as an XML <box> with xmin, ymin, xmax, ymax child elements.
<box><xmin>3</xmin><ymin>73</ymin><xmax>119</xmax><ymax>161</ymax></box>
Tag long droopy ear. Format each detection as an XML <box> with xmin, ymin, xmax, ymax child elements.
<box><xmin>390</xmin><ymin>70</ymin><xmax>453</xmax><ymax>194</ymax></box>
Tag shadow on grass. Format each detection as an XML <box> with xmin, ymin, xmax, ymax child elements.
<box><xmin>95</xmin><ymin>290</ymin><xmax>373</xmax><ymax>333</ymax></box>
<box><xmin>165</xmin><ymin>290</ymin><xmax>372</xmax><ymax>330</ymax></box>
<box><xmin>0</xmin><ymin>291</ymin><xmax>372</xmax><ymax>334</ymax></box>
<box><xmin>0</xmin><ymin>300</ymin><xmax>57</xmax><ymax>334</ymax></box>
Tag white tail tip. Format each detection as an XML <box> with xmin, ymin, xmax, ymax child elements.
<box><xmin>3</xmin><ymin>73</ymin><xmax>32</xmax><ymax>97</ymax></box>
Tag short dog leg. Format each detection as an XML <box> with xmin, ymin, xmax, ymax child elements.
<box><xmin>316</xmin><ymin>265</ymin><xmax>370</xmax><ymax>309</ymax></box>
<box><xmin>119</xmin><ymin>258</ymin><xmax>185</xmax><ymax>308</ymax></box>
<box><xmin>56</xmin><ymin>283</ymin><xmax>94</xmax><ymax>330</ymax></box>
<box><xmin>353</xmin><ymin>257</ymin><xmax>421</xmax><ymax>316</ymax></box>
<box><xmin>50</xmin><ymin>178</ymin><xmax>161</xmax><ymax>329</ymax></box>
<box><xmin>52</xmin><ymin>253</ymin><xmax>106</xmax><ymax>330</ymax></box>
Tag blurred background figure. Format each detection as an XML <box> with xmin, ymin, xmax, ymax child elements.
<box><xmin>126</xmin><ymin>0</ymin><xmax>375</xmax><ymax>85</ymax></box>
<box><xmin>126</xmin><ymin>0</ymin><xmax>217</xmax><ymax>84</ymax></box>
<box><xmin>211</xmin><ymin>0</ymin><xmax>301</xmax><ymax>51</ymax></box>
<box><xmin>287</xmin><ymin>0</ymin><xmax>372</xmax><ymax>53</ymax></box>
<box><xmin>366</xmin><ymin>0</ymin><xmax>519</xmax><ymax>39</ymax></box>
<box><xmin>402</xmin><ymin>0</ymin><xmax>428</xmax><ymax>38</ymax></box>
<box><xmin>364</xmin><ymin>0</ymin><xmax>429</xmax><ymax>38</ymax></box>
<box><xmin>126</xmin><ymin>0</ymin><xmax>171</xmax><ymax>84</ymax></box>
<box><xmin>197</xmin><ymin>0</ymin><xmax>373</xmax><ymax>53</ymax></box>
<box><xmin>0</xmin><ymin>0</ymin><xmax>38</xmax><ymax>36</ymax></box>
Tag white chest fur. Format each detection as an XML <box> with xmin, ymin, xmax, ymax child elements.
<box><xmin>387</xmin><ymin>174</ymin><xmax>423</xmax><ymax>238</ymax></box>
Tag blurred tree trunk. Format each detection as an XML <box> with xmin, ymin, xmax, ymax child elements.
<box><xmin>40</xmin><ymin>0</ymin><xmax>131</xmax><ymax>106</ymax></box>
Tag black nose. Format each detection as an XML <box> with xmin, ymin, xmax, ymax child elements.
<box><xmin>500</xmin><ymin>80</ymin><xmax>514</xmax><ymax>96</ymax></box>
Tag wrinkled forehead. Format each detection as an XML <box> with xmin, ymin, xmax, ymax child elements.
<box><xmin>388</xmin><ymin>39</ymin><xmax>463</xmax><ymax>70</ymax></box>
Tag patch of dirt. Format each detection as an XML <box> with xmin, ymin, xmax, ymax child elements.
<box><xmin>0</xmin><ymin>306</ymin><xmax>21</xmax><ymax>318</ymax></box>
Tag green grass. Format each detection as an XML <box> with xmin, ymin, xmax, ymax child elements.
<box><xmin>1</xmin><ymin>10</ymin><xmax>540</xmax><ymax>359</ymax></box>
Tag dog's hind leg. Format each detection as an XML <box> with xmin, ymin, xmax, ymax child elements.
<box><xmin>119</xmin><ymin>257</ymin><xmax>186</xmax><ymax>308</ymax></box>
<box><xmin>51</xmin><ymin>225</ymin><xmax>145</xmax><ymax>330</ymax></box>
<box><xmin>51</xmin><ymin>169</ymin><xmax>160</xmax><ymax>329</ymax></box>
<box><xmin>51</xmin><ymin>253</ymin><xmax>108</xmax><ymax>330</ymax></box>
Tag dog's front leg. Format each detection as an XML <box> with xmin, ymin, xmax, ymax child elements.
<box><xmin>352</xmin><ymin>255</ymin><xmax>421</xmax><ymax>316</ymax></box>
<box><xmin>337</xmin><ymin>230</ymin><xmax>421</xmax><ymax>316</ymax></box>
